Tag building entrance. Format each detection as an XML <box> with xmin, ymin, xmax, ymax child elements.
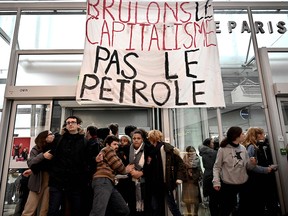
<box><xmin>0</xmin><ymin>100</ymin><xmax>52</xmax><ymax>215</ymax></box>
<box><xmin>0</xmin><ymin>99</ymin><xmax>156</xmax><ymax>215</ymax></box>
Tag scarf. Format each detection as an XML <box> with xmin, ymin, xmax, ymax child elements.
<box><xmin>129</xmin><ymin>143</ymin><xmax>145</xmax><ymax>211</ymax></box>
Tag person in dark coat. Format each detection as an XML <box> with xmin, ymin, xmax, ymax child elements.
<box><xmin>47</xmin><ymin>116</ymin><xmax>88</xmax><ymax>216</ymax></box>
<box><xmin>108</xmin><ymin>123</ymin><xmax>119</xmax><ymax>137</ymax></box>
<box><xmin>145</xmin><ymin>129</ymin><xmax>186</xmax><ymax>216</ymax></box>
<box><xmin>199</xmin><ymin>138</ymin><xmax>220</xmax><ymax>216</ymax></box>
<box><xmin>243</xmin><ymin>127</ymin><xmax>279</xmax><ymax>216</ymax></box>
<box><xmin>96</xmin><ymin>127</ymin><xmax>111</xmax><ymax>141</ymax></box>
<box><xmin>13</xmin><ymin>169</ymin><xmax>30</xmax><ymax>216</ymax></box>
<box><xmin>116</xmin><ymin>134</ymin><xmax>131</xmax><ymax>205</ymax></box>
<box><xmin>84</xmin><ymin>125</ymin><xmax>104</xmax><ymax>216</ymax></box>
<box><xmin>123</xmin><ymin>129</ymin><xmax>150</xmax><ymax>216</ymax></box>
<box><xmin>86</xmin><ymin>125</ymin><xmax>104</xmax><ymax>178</ymax></box>
<box><xmin>124</xmin><ymin>125</ymin><xmax>137</xmax><ymax>138</ymax></box>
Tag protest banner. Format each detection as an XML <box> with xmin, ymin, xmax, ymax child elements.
<box><xmin>76</xmin><ymin>0</ymin><xmax>225</xmax><ymax>108</ymax></box>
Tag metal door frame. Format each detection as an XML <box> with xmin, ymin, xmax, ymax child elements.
<box><xmin>0</xmin><ymin>100</ymin><xmax>53</xmax><ymax>214</ymax></box>
<box><xmin>258</xmin><ymin>47</ymin><xmax>288</xmax><ymax>215</ymax></box>
<box><xmin>276</xmin><ymin>97</ymin><xmax>288</xmax><ymax>146</ymax></box>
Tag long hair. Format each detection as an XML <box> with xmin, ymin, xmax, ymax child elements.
<box><xmin>186</xmin><ymin>145</ymin><xmax>196</xmax><ymax>152</ymax></box>
<box><xmin>243</xmin><ymin>127</ymin><xmax>264</xmax><ymax>148</ymax></box>
<box><xmin>220</xmin><ymin>126</ymin><xmax>242</xmax><ymax>147</ymax></box>
<box><xmin>34</xmin><ymin>130</ymin><xmax>50</xmax><ymax>152</ymax></box>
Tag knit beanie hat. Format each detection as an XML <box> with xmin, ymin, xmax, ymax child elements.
<box><xmin>120</xmin><ymin>134</ymin><xmax>131</xmax><ymax>143</ymax></box>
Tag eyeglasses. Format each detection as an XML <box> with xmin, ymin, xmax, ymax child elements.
<box><xmin>66</xmin><ymin>121</ymin><xmax>77</xmax><ymax>125</ymax></box>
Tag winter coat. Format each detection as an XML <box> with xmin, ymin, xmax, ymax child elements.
<box><xmin>27</xmin><ymin>146</ymin><xmax>49</xmax><ymax>193</ymax></box>
<box><xmin>145</xmin><ymin>141</ymin><xmax>186</xmax><ymax>191</ymax></box>
<box><xmin>162</xmin><ymin>142</ymin><xmax>186</xmax><ymax>190</ymax></box>
<box><xmin>49</xmin><ymin>132</ymin><xmax>88</xmax><ymax>191</ymax></box>
<box><xmin>199</xmin><ymin>144</ymin><xmax>217</xmax><ymax>197</ymax></box>
<box><xmin>199</xmin><ymin>144</ymin><xmax>217</xmax><ymax>179</ymax></box>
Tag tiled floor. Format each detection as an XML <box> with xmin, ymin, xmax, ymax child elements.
<box><xmin>179</xmin><ymin>202</ymin><xmax>211</xmax><ymax>216</ymax></box>
<box><xmin>4</xmin><ymin>203</ymin><xmax>210</xmax><ymax>216</ymax></box>
<box><xmin>4</xmin><ymin>203</ymin><xmax>211</xmax><ymax>216</ymax></box>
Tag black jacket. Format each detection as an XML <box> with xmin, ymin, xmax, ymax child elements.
<box><xmin>49</xmin><ymin>132</ymin><xmax>88</xmax><ymax>191</ymax></box>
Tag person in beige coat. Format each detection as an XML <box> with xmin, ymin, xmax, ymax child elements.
<box><xmin>182</xmin><ymin>146</ymin><xmax>202</xmax><ymax>216</ymax></box>
<box><xmin>22</xmin><ymin>130</ymin><xmax>54</xmax><ymax>216</ymax></box>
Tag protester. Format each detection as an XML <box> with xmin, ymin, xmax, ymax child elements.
<box><xmin>243</xmin><ymin>127</ymin><xmax>279</xmax><ymax>216</ymax></box>
<box><xmin>47</xmin><ymin>116</ymin><xmax>88</xmax><ymax>216</ymax></box>
<box><xmin>22</xmin><ymin>130</ymin><xmax>54</xmax><ymax>216</ymax></box>
<box><xmin>182</xmin><ymin>146</ymin><xmax>202</xmax><ymax>216</ymax></box>
<box><xmin>145</xmin><ymin>129</ymin><xmax>186</xmax><ymax>216</ymax></box>
<box><xmin>213</xmin><ymin>126</ymin><xmax>269</xmax><ymax>216</ymax></box>
<box><xmin>89</xmin><ymin>135</ymin><xmax>134</xmax><ymax>216</ymax></box>
<box><xmin>198</xmin><ymin>138</ymin><xmax>220</xmax><ymax>216</ymax></box>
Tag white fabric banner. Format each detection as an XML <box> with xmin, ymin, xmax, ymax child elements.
<box><xmin>76</xmin><ymin>0</ymin><xmax>225</xmax><ymax>108</ymax></box>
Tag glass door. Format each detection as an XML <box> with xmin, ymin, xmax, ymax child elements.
<box><xmin>276</xmin><ymin>98</ymin><xmax>288</xmax><ymax>153</ymax></box>
<box><xmin>0</xmin><ymin>100</ymin><xmax>52</xmax><ymax>215</ymax></box>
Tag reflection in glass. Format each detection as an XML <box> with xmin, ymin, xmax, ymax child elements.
<box><xmin>253</xmin><ymin>10</ymin><xmax>288</xmax><ymax>48</ymax></box>
<box><xmin>3</xmin><ymin>103</ymin><xmax>51</xmax><ymax>215</ymax></box>
<box><xmin>170</xmin><ymin>108</ymin><xmax>203</xmax><ymax>153</ymax></box>
<box><xmin>4</xmin><ymin>168</ymin><xmax>28</xmax><ymax>216</ymax></box>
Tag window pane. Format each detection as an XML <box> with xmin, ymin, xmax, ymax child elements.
<box><xmin>253</xmin><ymin>10</ymin><xmax>288</xmax><ymax>48</ymax></box>
<box><xmin>215</xmin><ymin>10</ymin><xmax>267</xmax><ymax>133</ymax></box>
<box><xmin>16</xmin><ymin>54</ymin><xmax>83</xmax><ymax>86</ymax></box>
<box><xmin>0</xmin><ymin>11</ymin><xmax>16</xmax><ymax>117</ymax></box>
<box><xmin>170</xmin><ymin>108</ymin><xmax>203</xmax><ymax>151</ymax></box>
<box><xmin>18</xmin><ymin>10</ymin><xmax>86</xmax><ymax>49</ymax></box>
<box><xmin>268</xmin><ymin>52</ymin><xmax>288</xmax><ymax>84</ymax></box>
<box><xmin>215</xmin><ymin>10</ymin><xmax>254</xmax><ymax>66</ymax></box>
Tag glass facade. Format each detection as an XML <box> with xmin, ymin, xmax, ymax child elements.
<box><xmin>171</xmin><ymin>9</ymin><xmax>269</xmax><ymax>153</ymax></box>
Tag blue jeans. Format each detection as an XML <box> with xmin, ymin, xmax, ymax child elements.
<box><xmin>47</xmin><ymin>186</ymin><xmax>82</xmax><ymax>216</ymax></box>
<box><xmin>89</xmin><ymin>178</ymin><xmax>130</xmax><ymax>216</ymax></box>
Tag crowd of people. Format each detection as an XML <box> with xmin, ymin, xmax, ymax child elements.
<box><xmin>12</xmin><ymin>116</ymin><xmax>187</xmax><ymax>216</ymax></box>
<box><xmin>11</xmin><ymin>116</ymin><xmax>280</xmax><ymax>216</ymax></box>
